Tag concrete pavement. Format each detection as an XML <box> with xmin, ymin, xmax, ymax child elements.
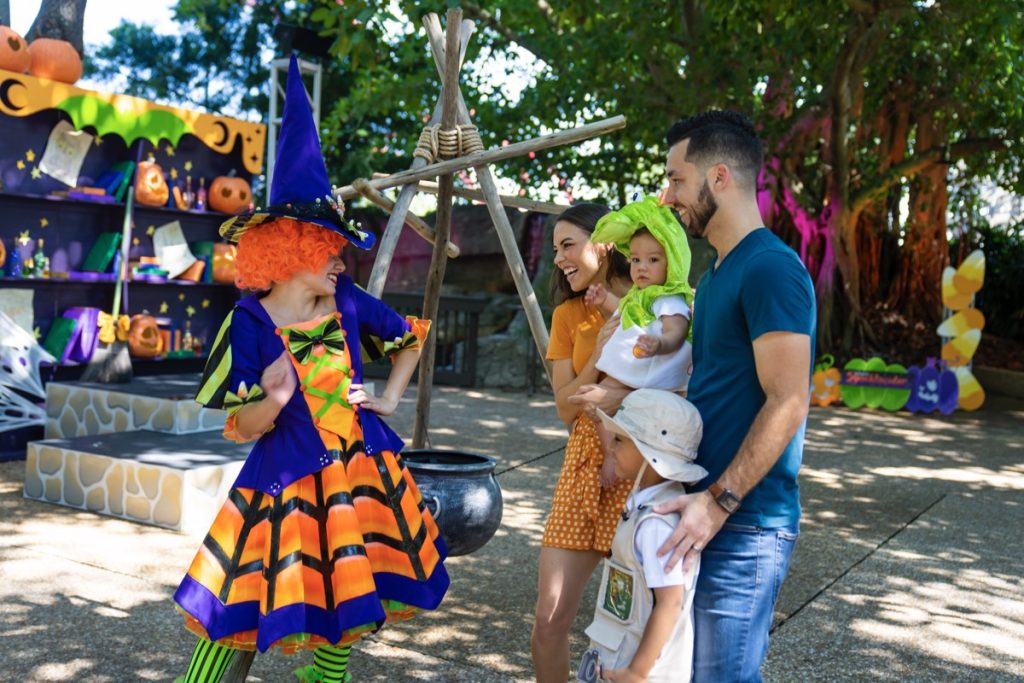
<box><xmin>1</xmin><ymin>387</ymin><xmax>1022</xmax><ymax>681</ymax></box>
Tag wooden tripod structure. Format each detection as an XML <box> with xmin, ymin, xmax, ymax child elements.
<box><xmin>338</xmin><ymin>8</ymin><xmax>625</xmax><ymax>448</ymax></box>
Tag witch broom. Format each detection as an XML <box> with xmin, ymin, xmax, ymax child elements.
<box><xmin>80</xmin><ymin>185</ymin><xmax>135</xmax><ymax>383</ymax></box>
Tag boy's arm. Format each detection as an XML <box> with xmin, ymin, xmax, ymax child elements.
<box><xmin>602</xmin><ymin>585</ymin><xmax>685</xmax><ymax>682</ymax></box>
<box><xmin>634</xmin><ymin>314</ymin><xmax>689</xmax><ymax>357</ymax></box>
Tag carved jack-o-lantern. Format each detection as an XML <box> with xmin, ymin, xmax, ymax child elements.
<box><xmin>810</xmin><ymin>355</ymin><xmax>841</xmax><ymax>407</ymax></box>
<box><xmin>28</xmin><ymin>38</ymin><xmax>82</xmax><ymax>84</ymax></box>
<box><xmin>212</xmin><ymin>242</ymin><xmax>238</xmax><ymax>284</ymax></box>
<box><xmin>128</xmin><ymin>314</ymin><xmax>163</xmax><ymax>358</ymax></box>
<box><xmin>135</xmin><ymin>160</ymin><xmax>169</xmax><ymax>207</ymax></box>
<box><xmin>0</xmin><ymin>26</ymin><xmax>31</xmax><ymax>74</ymax></box>
<box><xmin>209</xmin><ymin>176</ymin><xmax>252</xmax><ymax>214</ymax></box>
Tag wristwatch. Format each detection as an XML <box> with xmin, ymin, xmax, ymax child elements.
<box><xmin>707</xmin><ymin>482</ymin><xmax>742</xmax><ymax>514</ymax></box>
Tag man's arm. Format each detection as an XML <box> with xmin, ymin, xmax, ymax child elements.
<box><xmin>653</xmin><ymin>330</ymin><xmax>811</xmax><ymax>569</ymax></box>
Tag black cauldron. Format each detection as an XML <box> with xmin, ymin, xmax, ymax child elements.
<box><xmin>402</xmin><ymin>449</ymin><xmax>503</xmax><ymax>557</ymax></box>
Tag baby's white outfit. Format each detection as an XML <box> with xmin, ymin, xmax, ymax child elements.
<box><xmin>596</xmin><ymin>294</ymin><xmax>692</xmax><ymax>391</ymax></box>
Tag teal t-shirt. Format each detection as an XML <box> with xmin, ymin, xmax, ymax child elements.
<box><xmin>688</xmin><ymin>228</ymin><xmax>816</xmax><ymax>528</ymax></box>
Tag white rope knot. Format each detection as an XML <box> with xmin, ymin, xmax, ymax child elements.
<box><xmin>413</xmin><ymin>124</ymin><xmax>484</xmax><ymax>162</ymax></box>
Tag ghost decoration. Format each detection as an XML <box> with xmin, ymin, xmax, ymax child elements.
<box><xmin>904</xmin><ymin>358</ymin><xmax>959</xmax><ymax>415</ymax></box>
<box><xmin>0</xmin><ymin>311</ymin><xmax>55</xmax><ymax>433</ymax></box>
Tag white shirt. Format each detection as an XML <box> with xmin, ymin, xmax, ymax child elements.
<box><xmin>627</xmin><ymin>481</ymin><xmax>694</xmax><ymax>589</ymax></box>
<box><xmin>596</xmin><ymin>295</ymin><xmax>693</xmax><ymax>391</ymax></box>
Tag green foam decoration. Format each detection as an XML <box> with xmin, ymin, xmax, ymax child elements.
<box><xmin>840</xmin><ymin>357</ymin><xmax>911</xmax><ymax>411</ymax></box>
<box><xmin>55</xmin><ymin>95</ymin><xmax>193</xmax><ymax>147</ymax></box>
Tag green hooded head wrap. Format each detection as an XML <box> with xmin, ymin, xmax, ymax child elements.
<box><xmin>592</xmin><ymin>195</ymin><xmax>694</xmax><ymax>330</ymax></box>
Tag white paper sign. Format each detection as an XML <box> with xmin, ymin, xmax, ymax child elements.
<box><xmin>39</xmin><ymin>120</ymin><xmax>94</xmax><ymax>187</ymax></box>
<box><xmin>153</xmin><ymin>220</ymin><xmax>197</xmax><ymax>278</ymax></box>
<box><xmin>0</xmin><ymin>288</ymin><xmax>34</xmax><ymax>332</ymax></box>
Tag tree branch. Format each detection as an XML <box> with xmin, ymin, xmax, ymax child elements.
<box><xmin>851</xmin><ymin>138</ymin><xmax>1007</xmax><ymax>213</ymax></box>
<box><xmin>461</xmin><ymin>1</ymin><xmax>554</xmax><ymax>65</ymax></box>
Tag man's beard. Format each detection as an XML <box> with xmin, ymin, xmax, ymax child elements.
<box><xmin>686</xmin><ymin>180</ymin><xmax>719</xmax><ymax>238</ymax></box>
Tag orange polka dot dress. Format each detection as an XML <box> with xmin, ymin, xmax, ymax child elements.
<box><xmin>543</xmin><ymin>298</ymin><xmax>632</xmax><ymax>553</ymax></box>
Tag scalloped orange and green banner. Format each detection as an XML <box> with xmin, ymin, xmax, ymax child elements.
<box><xmin>0</xmin><ymin>68</ymin><xmax>265</xmax><ymax>174</ymax></box>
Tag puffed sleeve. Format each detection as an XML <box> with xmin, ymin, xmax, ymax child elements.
<box><xmin>352</xmin><ymin>284</ymin><xmax>432</xmax><ymax>364</ymax></box>
<box><xmin>194</xmin><ymin>308</ymin><xmax>270</xmax><ymax>442</ymax></box>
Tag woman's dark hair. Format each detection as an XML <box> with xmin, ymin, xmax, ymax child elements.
<box><xmin>549</xmin><ymin>202</ymin><xmax>631</xmax><ymax>305</ymax></box>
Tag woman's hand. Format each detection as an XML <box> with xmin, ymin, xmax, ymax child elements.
<box><xmin>569</xmin><ymin>382</ymin><xmax>630</xmax><ymax>417</ymax></box>
<box><xmin>348</xmin><ymin>383</ymin><xmax>399</xmax><ymax>416</ymax></box>
<box><xmin>261</xmin><ymin>351</ymin><xmax>297</xmax><ymax>406</ymax></box>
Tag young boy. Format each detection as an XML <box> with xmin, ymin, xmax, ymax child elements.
<box><xmin>582</xmin><ymin>389</ymin><xmax>705</xmax><ymax>683</ymax></box>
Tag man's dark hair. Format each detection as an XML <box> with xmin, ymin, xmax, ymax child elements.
<box><xmin>666</xmin><ymin>110</ymin><xmax>763</xmax><ymax>191</ymax></box>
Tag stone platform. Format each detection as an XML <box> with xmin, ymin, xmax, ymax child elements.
<box><xmin>24</xmin><ymin>429</ymin><xmax>248</xmax><ymax>535</ymax></box>
<box><xmin>44</xmin><ymin>374</ymin><xmax>226</xmax><ymax>439</ymax></box>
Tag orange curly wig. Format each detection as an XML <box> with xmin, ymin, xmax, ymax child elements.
<box><xmin>234</xmin><ymin>218</ymin><xmax>349</xmax><ymax>290</ymax></box>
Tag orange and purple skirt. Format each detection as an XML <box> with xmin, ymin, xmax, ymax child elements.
<box><xmin>174</xmin><ymin>431</ymin><xmax>449</xmax><ymax>653</ymax></box>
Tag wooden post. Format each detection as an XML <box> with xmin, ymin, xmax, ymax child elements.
<box><xmin>423</xmin><ymin>16</ymin><xmax>554</xmax><ymax>381</ymax></box>
<box><xmin>372</xmin><ymin>174</ymin><xmax>569</xmax><ymax>215</ymax></box>
<box><xmin>353</xmin><ymin>178</ymin><xmax>461</xmax><ymax>258</ymax></box>
<box><xmin>220</xmin><ymin>650</ymin><xmax>255</xmax><ymax>683</ymax></box>
<box><xmin>412</xmin><ymin>8</ymin><xmax>462</xmax><ymax>449</ymax></box>
<box><xmin>364</xmin><ymin>20</ymin><xmax>475</xmax><ymax>298</ymax></box>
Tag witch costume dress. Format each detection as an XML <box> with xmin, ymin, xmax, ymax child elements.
<box><xmin>173</xmin><ymin>277</ymin><xmax>448</xmax><ymax>653</ymax></box>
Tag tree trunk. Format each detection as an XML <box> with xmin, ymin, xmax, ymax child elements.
<box><xmin>887</xmin><ymin>110</ymin><xmax>949</xmax><ymax>328</ymax></box>
<box><xmin>26</xmin><ymin>0</ymin><xmax>87</xmax><ymax>56</ymax></box>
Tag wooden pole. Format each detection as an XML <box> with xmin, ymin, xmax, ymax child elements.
<box><xmin>423</xmin><ymin>16</ymin><xmax>556</xmax><ymax>382</ymax></box>
<box><xmin>412</xmin><ymin>8</ymin><xmax>462</xmax><ymax>449</ymax></box>
<box><xmin>221</xmin><ymin>651</ymin><xmax>255</xmax><ymax>683</ymax></box>
<box><xmin>372</xmin><ymin>174</ymin><xmax>569</xmax><ymax>215</ymax></box>
<box><xmin>353</xmin><ymin>178</ymin><xmax>461</xmax><ymax>258</ymax></box>
<box><xmin>365</xmin><ymin>21</ymin><xmax>475</xmax><ymax>298</ymax></box>
<box><xmin>335</xmin><ymin>114</ymin><xmax>626</xmax><ymax>201</ymax></box>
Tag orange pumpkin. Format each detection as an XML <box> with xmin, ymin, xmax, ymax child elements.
<box><xmin>0</xmin><ymin>26</ymin><xmax>31</xmax><ymax>74</ymax></box>
<box><xmin>28</xmin><ymin>38</ymin><xmax>82</xmax><ymax>84</ymax></box>
<box><xmin>212</xmin><ymin>242</ymin><xmax>237</xmax><ymax>284</ymax></box>
<box><xmin>135</xmin><ymin>160</ymin><xmax>169</xmax><ymax>207</ymax></box>
<box><xmin>810</xmin><ymin>354</ymin><xmax>842</xmax><ymax>407</ymax></box>
<box><xmin>128</xmin><ymin>314</ymin><xmax>163</xmax><ymax>358</ymax></box>
<box><xmin>209</xmin><ymin>176</ymin><xmax>252</xmax><ymax>214</ymax></box>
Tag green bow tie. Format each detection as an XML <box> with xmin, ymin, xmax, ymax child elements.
<box><xmin>284</xmin><ymin>317</ymin><xmax>345</xmax><ymax>364</ymax></box>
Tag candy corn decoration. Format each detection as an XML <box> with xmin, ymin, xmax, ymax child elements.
<box><xmin>938</xmin><ymin>249</ymin><xmax>986</xmax><ymax>410</ymax></box>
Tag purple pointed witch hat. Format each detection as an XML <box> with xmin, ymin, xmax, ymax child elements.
<box><xmin>219</xmin><ymin>55</ymin><xmax>374</xmax><ymax>249</ymax></box>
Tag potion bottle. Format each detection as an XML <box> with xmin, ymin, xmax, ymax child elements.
<box><xmin>32</xmin><ymin>238</ymin><xmax>46</xmax><ymax>278</ymax></box>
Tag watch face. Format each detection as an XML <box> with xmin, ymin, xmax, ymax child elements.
<box><xmin>716</xmin><ymin>489</ymin><xmax>741</xmax><ymax>513</ymax></box>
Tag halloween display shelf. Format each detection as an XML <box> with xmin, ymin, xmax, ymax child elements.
<box><xmin>0</xmin><ymin>69</ymin><xmax>264</xmax><ymax>384</ymax></box>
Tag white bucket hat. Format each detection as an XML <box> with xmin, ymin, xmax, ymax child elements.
<box><xmin>597</xmin><ymin>388</ymin><xmax>706</xmax><ymax>484</ymax></box>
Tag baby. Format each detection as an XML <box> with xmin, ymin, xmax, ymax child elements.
<box><xmin>587</xmin><ymin>195</ymin><xmax>694</xmax><ymax>393</ymax></box>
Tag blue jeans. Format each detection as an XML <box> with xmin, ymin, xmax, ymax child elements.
<box><xmin>693</xmin><ymin>522</ymin><xmax>799</xmax><ymax>683</ymax></box>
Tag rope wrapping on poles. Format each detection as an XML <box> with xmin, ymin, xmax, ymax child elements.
<box><xmin>413</xmin><ymin>124</ymin><xmax>485</xmax><ymax>163</ymax></box>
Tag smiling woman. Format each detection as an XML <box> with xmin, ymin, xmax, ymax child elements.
<box><xmin>532</xmin><ymin>202</ymin><xmax>635</xmax><ymax>683</ymax></box>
